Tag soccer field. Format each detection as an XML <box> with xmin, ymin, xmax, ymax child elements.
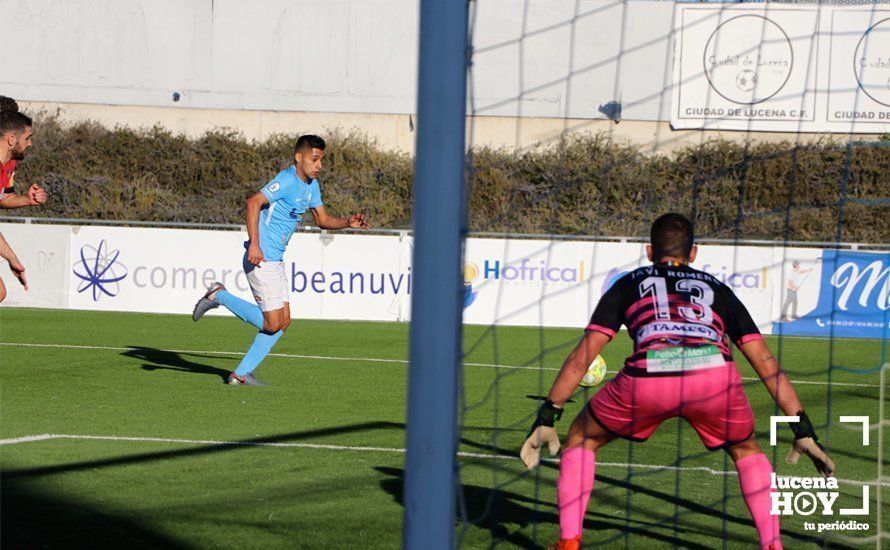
<box><xmin>0</xmin><ymin>308</ymin><xmax>886</xmax><ymax>549</ymax></box>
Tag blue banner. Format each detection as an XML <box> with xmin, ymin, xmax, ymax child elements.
<box><xmin>775</xmin><ymin>250</ymin><xmax>890</xmax><ymax>339</ymax></box>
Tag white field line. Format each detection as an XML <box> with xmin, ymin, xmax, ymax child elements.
<box><xmin>0</xmin><ymin>433</ymin><xmax>887</xmax><ymax>488</ymax></box>
<box><xmin>0</xmin><ymin>341</ymin><xmax>883</xmax><ymax>388</ymax></box>
<box><xmin>0</xmin><ymin>341</ymin><xmax>545</xmax><ymax>372</ymax></box>
<box><xmin>0</xmin><ymin>434</ymin><xmax>58</xmax><ymax>444</ymax></box>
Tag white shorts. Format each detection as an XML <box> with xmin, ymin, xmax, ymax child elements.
<box><xmin>243</xmin><ymin>255</ymin><xmax>289</xmax><ymax>312</ymax></box>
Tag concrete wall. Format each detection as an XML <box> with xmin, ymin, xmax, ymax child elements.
<box><xmin>3</xmin><ymin>0</ymin><xmax>882</xmax><ymax>152</ymax></box>
<box><xmin>3</xmin><ymin>0</ymin><xmax>673</xmax><ymax>119</ymax></box>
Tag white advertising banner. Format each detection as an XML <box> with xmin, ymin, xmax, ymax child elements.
<box><xmin>2</xmin><ymin>223</ymin><xmax>884</xmax><ymax>338</ymax></box>
<box><xmin>462</xmin><ymin>238</ymin><xmax>646</xmax><ymax>328</ymax></box>
<box><xmin>672</xmin><ymin>5</ymin><xmax>890</xmax><ymax>133</ymax></box>
<box><xmin>0</xmin><ymin>223</ymin><xmax>70</xmax><ymax>309</ymax></box>
<box><xmin>68</xmin><ymin>226</ymin><xmax>247</xmax><ymax>314</ymax></box>
<box><xmin>826</xmin><ymin>12</ymin><xmax>890</xmax><ymax>126</ymax></box>
<box><xmin>66</xmin><ymin>226</ymin><xmax>411</xmax><ymax>321</ymax></box>
<box><xmin>461</xmin><ymin>238</ymin><xmax>778</xmax><ymax>332</ymax></box>
<box><xmin>285</xmin><ymin>232</ymin><xmax>412</xmax><ymax>322</ymax></box>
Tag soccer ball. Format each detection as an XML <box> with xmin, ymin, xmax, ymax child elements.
<box><xmin>579</xmin><ymin>355</ymin><xmax>607</xmax><ymax>387</ymax></box>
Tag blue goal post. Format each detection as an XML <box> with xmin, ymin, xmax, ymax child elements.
<box><xmin>403</xmin><ymin>1</ymin><xmax>470</xmax><ymax>549</ymax></box>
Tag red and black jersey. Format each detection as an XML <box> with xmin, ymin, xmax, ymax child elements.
<box><xmin>587</xmin><ymin>262</ymin><xmax>762</xmax><ymax>375</ymax></box>
<box><xmin>0</xmin><ymin>159</ymin><xmax>17</xmax><ymax>202</ymax></box>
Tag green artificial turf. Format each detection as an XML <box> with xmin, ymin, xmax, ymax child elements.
<box><xmin>0</xmin><ymin>308</ymin><xmax>886</xmax><ymax>548</ymax></box>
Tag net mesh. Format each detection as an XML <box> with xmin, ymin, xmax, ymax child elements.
<box><xmin>453</xmin><ymin>0</ymin><xmax>888</xmax><ymax>547</ymax></box>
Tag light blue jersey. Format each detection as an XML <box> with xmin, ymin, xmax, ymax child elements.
<box><xmin>253</xmin><ymin>165</ymin><xmax>323</xmax><ymax>261</ymax></box>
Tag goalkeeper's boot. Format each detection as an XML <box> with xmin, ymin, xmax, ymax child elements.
<box><xmin>192</xmin><ymin>282</ymin><xmax>226</xmax><ymax>321</ymax></box>
<box><xmin>227</xmin><ymin>373</ymin><xmax>269</xmax><ymax>386</ymax></box>
<box><xmin>548</xmin><ymin>535</ymin><xmax>581</xmax><ymax>550</ymax></box>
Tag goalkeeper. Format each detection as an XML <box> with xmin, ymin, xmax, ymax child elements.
<box><xmin>520</xmin><ymin>213</ymin><xmax>834</xmax><ymax>550</ymax></box>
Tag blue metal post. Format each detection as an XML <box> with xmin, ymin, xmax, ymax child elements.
<box><xmin>403</xmin><ymin>0</ymin><xmax>468</xmax><ymax>548</ymax></box>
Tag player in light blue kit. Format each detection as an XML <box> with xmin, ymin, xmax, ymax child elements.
<box><xmin>192</xmin><ymin>135</ymin><xmax>368</xmax><ymax>385</ymax></box>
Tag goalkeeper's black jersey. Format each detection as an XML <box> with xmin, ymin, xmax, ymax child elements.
<box><xmin>586</xmin><ymin>262</ymin><xmax>762</xmax><ymax>375</ymax></box>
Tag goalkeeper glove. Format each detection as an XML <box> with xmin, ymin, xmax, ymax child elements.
<box><xmin>519</xmin><ymin>399</ymin><xmax>563</xmax><ymax>469</ymax></box>
<box><xmin>786</xmin><ymin>410</ymin><xmax>836</xmax><ymax>477</ymax></box>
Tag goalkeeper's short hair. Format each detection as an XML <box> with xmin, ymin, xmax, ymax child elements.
<box><xmin>651</xmin><ymin>213</ymin><xmax>694</xmax><ymax>260</ymax></box>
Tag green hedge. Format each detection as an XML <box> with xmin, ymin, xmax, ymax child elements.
<box><xmin>6</xmin><ymin>115</ymin><xmax>889</xmax><ymax>243</ymax></box>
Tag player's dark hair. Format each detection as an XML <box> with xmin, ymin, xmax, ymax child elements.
<box><xmin>294</xmin><ymin>134</ymin><xmax>326</xmax><ymax>154</ymax></box>
<box><xmin>0</xmin><ymin>110</ymin><xmax>32</xmax><ymax>135</ymax></box>
<box><xmin>650</xmin><ymin>213</ymin><xmax>695</xmax><ymax>261</ymax></box>
<box><xmin>0</xmin><ymin>96</ymin><xmax>19</xmax><ymax>113</ymax></box>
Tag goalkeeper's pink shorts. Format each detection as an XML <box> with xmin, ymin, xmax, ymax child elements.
<box><xmin>588</xmin><ymin>365</ymin><xmax>756</xmax><ymax>450</ymax></box>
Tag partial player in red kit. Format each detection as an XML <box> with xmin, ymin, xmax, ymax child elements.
<box><xmin>0</xmin><ymin>106</ymin><xmax>46</xmax><ymax>209</ymax></box>
<box><xmin>520</xmin><ymin>213</ymin><xmax>835</xmax><ymax>550</ymax></box>
<box><xmin>0</xmin><ymin>101</ymin><xmax>47</xmax><ymax>303</ymax></box>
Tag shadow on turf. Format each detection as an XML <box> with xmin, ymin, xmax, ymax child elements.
<box><xmin>453</xmin><ymin>437</ymin><xmax>842</xmax><ymax>549</ymax></box>
<box><xmin>0</xmin><ymin>421</ymin><xmax>855</xmax><ymax>549</ymax></box>
<box><xmin>1</xmin><ymin>422</ymin><xmax>406</xmax><ymax>480</ymax></box>
<box><xmin>122</xmin><ymin>346</ymin><xmax>232</xmax><ymax>382</ymax></box>
<box><xmin>376</xmin><ymin>466</ymin><xmax>719</xmax><ymax>549</ymax></box>
<box><xmin>1</xmin><ymin>483</ymin><xmax>187</xmax><ymax>549</ymax></box>
<box><xmin>525</xmin><ymin>394</ymin><xmax>576</xmax><ymax>404</ymax></box>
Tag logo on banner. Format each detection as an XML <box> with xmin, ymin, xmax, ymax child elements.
<box><xmin>73</xmin><ymin>239</ymin><xmax>128</xmax><ymax>301</ymax></box>
<box><xmin>853</xmin><ymin>18</ymin><xmax>890</xmax><ymax>107</ymax></box>
<box><xmin>736</xmin><ymin>69</ymin><xmax>758</xmax><ymax>92</ymax></box>
<box><xmin>463</xmin><ymin>262</ymin><xmax>479</xmax><ymax>308</ymax></box>
<box><xmin>481</xmin><ymin>259</ymin><xmax>585</xmax><ymax>283</ymax></box>
<box><xmin>776</xmin><ymin>250</ymin><xmax>889</xmax><ymax>339</ymax></box>
<box><xmin>703</xmin><ymin>14</ymin><xmax>793</xmax><ymax>105</ymax></box>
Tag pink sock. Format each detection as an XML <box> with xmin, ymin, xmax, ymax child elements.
<box><xmin>736</xmin><ymin>453</ymin><xmax>782</xmax><ymax>549</ymax></box>
<box><xmin>558</xmin><ymin>447</ymin><xmax>596</xmax><ymax>540</ymax></box>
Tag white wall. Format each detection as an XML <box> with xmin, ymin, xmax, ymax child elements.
<box><xmin>2</xmin><ymin>0</ymin><xmax>673</xmax><ymax>122</ymax></box>
<box><xmin>5</xmin><ymin>0</ymin><xmax>886</xmax><ymax>151</ymax></box>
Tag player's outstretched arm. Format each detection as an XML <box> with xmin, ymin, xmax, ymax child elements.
<box><xmin>739</xmin><ymin>338</ymin><xmax>835</xmax><ymax>477</ymax></box>
<box><xmin>310</xmin><ymin>205</ymin><xmax>369</xmax><ymax>230</ymax></box>
<box><xmin>548</xmin><ymin>331</ymin><xmax>610</xmax><ymax>407</ymax></box>
<box><xmin>0</xmin><ymin>184</ymin><xmax>47</xmax><ymax>209</ymax></box>
<box><xmin>1</xmin><ymin>192</ymin><xmax>34</xmax><ymax>209</ymax></box>
<box><xmin>739</xmin><ymin>338</ymin><xmax>802</xmax><ymax>415</ymax></box>
<box><xmin>0</xmin><ymin>232</ymin><xmax>27</xmax><ymax>291</ymax></box>
<box><xmin>520</xmin><ymin>331</ymin><xmax>610</xmax><ymax>469</ymax></box>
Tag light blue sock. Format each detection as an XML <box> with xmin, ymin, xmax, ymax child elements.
<box><xmin>217</xmin><ymin>290</ymin><xmax>263</xmax><ymax>329</ymax></box>
<box><xmin>234</xmin><ymin>330</ymin><xmax>284</xmax><ymax>376</ymax></box>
